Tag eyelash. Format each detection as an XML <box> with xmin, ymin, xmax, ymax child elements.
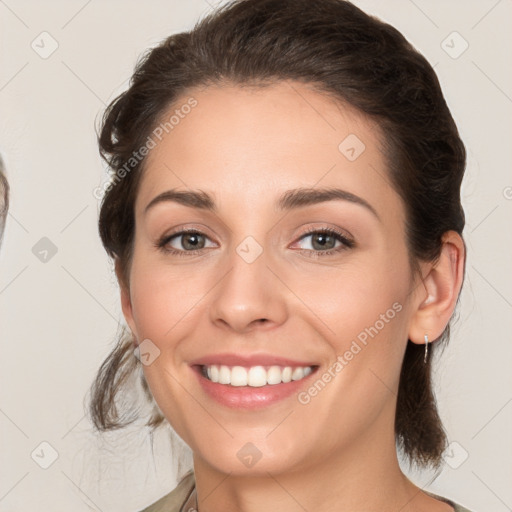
<box><xmin>297</xmin><ymin>226</ymin><xmax>355</xmax><ymax>258</ymax></box>
<box><xmin>155</xmin><ymin>227</ymin><xmax>355</xmax><ymax>259</ymax></box>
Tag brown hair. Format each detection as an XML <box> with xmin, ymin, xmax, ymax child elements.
<box><xmin>0</xmin><ymin>155</ymin><xmax>9</xmax><ymax>243</ymax></box>
<box><xmin>88</xmin><ymin>0</ymin><xmax>466</xmax><ymax>471</ymax></box>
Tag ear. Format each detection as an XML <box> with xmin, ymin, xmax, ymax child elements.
<box><xmin>408</xmin><ymin>231</ymin><xmax>466</xmax><ymax>345</ymax></box>
<box><xmin>114</xmin><ymin>258</ymin><xmax>139</xmax><ymax>343</ymax></box>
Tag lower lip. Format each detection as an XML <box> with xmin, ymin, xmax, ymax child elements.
<box><xmin>192</xmin><ymin>366</ymin><xmax>317</xmax><ymax>409</ymax></box>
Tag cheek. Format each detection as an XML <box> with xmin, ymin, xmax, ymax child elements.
<box><xmin>302</xmin><ymin>250</ymin><xmax>412</xmax><ymax>398</ymax></box>
<box><xmin>129</xmin><ymin>237</ymin><xmax>411</xmax><ymax>350</ymax></box>
<box><xmin>292</xmin><ymin>266</ymin><xmax>410</xmax><ymax>434</ymax></box>
<box><xmin>128</xmin><ymin>256</ymin><xmax>208</xmax><ymax>341</ymax></box>
<box><xmin>295</xmin><ymin>254</ymin><xmax>409</xmax><ymax>340</ymax></box>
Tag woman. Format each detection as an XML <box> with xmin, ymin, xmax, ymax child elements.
<box><xmin>88</xmin><ymin>0</ymin><xmax>473</xmax><ymax>510</ymax></box>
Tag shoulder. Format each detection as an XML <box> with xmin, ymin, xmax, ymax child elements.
<box><xmin>424</xmin><ymin>489</ymin><xmax>477</xmax><ymax>512</ymax></box>
<box><xmin>134</xmin><ymin>476</ymin><xmax>478</xmax><ymax>512</ymax></box>
<box><xmin>452</xmin><ymin>504</ymin><xmax>477</xmax><ymax>512</ymax></box>
<box><xmin>137</xmin><ymin>470</ymin><xmax>195</xmax><ymax>512</ymax></box>
<box><xmin>451</xmin><ymin>503</ymin><xmax>476</xmax><ymax>512</ymax></box>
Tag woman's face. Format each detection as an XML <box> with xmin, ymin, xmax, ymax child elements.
<box><xmin>121</xmin><ymin>81</ymin><xmax>426</xmax><ymax>476</ymax></box>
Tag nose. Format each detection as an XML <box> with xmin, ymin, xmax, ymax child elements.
<box><xmin>208</xmin><ymin>245</ymin><xmax>289</xmax><ymax>334</ymax></box>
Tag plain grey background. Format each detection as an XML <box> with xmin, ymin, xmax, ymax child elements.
<box><xmin>0</xmin><ymin>1</ymin><xmax>511</xmax><ymax>510</ymax></box>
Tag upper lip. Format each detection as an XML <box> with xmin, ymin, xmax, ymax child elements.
<box><xmin>189</xmin><ymin>353</ymin><xmax>317</xmax><ymax>368</ymax></box>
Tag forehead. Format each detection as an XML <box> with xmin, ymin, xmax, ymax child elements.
<box><xmin>136</xmin><ymin>81</ymin><xmax>402</xmax><ymax>225</ymax></box>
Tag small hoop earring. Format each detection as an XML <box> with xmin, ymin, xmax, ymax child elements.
<box><xmin>424</xmin><ymin>333</ymin><xmax>429</xmax><ymax>363</ymax></box>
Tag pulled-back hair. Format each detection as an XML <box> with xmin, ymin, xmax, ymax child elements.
<box><xmin>0</xmin><ymin>155</ymin><xmax>9</xmax><ymax>244</ymax></box>
<box><xmin>88</xmin><ymin>0</ymin><xmax>466</xmax><ymax>471</ymax></box>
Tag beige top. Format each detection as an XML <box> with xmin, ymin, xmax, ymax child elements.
<box><xmin>138</xmin><ymin>471</ymin><xmax>475</xmax><ymax>512</ymax></box>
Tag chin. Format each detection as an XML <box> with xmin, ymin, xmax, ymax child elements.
<box><xmin>192</xmin><ymin>436</ymin><xmax>311</xmax><ymax>477</ymax></box>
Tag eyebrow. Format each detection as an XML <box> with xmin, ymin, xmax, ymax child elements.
<box><xmin>144</xmin><ymin>187</ymin><xmax>380</xmax><ymax>221</ymax></box>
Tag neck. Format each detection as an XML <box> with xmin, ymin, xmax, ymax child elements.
<box><xmin>191</xmin><ymin>412</ymin><xmax>422</xmax><ymax>512</ymax></box>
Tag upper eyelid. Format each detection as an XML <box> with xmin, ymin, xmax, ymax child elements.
<box><xmin>298</xmin><ymin>225</ymin><xmax>353</xmax><ymax>240</ymax></box>
<box><xmin>161</xmin><ymin>226</ymin><xmax>353</xmax><ymax>248</ymax></box>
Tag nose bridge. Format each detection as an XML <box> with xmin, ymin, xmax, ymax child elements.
<box><xmin>208</xmin><ymin>233</ymin><xmax>288</xmax><ymax>332</ymax></box>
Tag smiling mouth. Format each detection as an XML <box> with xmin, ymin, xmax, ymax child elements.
<box><xmin>200</xmin><ymin>364</ymin><xmax>318</xmax><ymax>387</ymax></box>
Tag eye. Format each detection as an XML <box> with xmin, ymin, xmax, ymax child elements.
<box><xmin>155</xmin><ymin>226</ymin><xmax>355</xmax><ymax>258</ymax></box>
<box><xmin>293</xmin><ymin>227</ymin><xmax>355</xmax><ymax>257</ymax></box>
<box><xmin>156</xmin><ymin>229</ymin><xmax>216</xmax><ymax>256</ymax></box>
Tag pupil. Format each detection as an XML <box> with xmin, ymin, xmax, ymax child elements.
<box><xmin>184</xmin><ymin>233</ymin><xmax>204</xmax><ymax>250</ymax></box>
<box><xmin>313</xmin><ymin>233</ymin><xmax>334</xmax><ymax>250</ymax></box>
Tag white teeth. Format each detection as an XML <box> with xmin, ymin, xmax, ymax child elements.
<box><xmin>210</xmin><ymin>365</ymin><xmax>219</xmax><ymax>383</ymax></box>
<box><xmin>218</xmin><ymin>365</ymin><xmax>231</xmax><ymax>385</ymax></box>
<box><xmin>291</xmin><ymin>367</ymin><xmax>304</xmax><ymax>380</ymax></box>
<box><xmin>231</xmin><ymin>366</ymin><xmax>248</xmax><ymax>386</ymax></box>
<box><xmin>248</xmin><ymin>366</ymin><xmax>267</xmax><ymax>387</ymax></box>
<box><xmin>203</xmin><ymin>364</ymin><xmax>314</xmax><ymax>387</ymax></box>
<box><xmin>282</xmin><ymin>366</ymin><xmax>292</xmax><ymax>383</ymax></box>
<box><xmin>267</xmin><ymin>365</ymin><xmax>282</xmax><ymax>385</ymax></box>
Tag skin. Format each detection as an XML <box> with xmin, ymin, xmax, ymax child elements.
<box><xmin>118</xmin><ymin>81</ymin><xmax>465</xmax><ymax>512</ymax></box>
